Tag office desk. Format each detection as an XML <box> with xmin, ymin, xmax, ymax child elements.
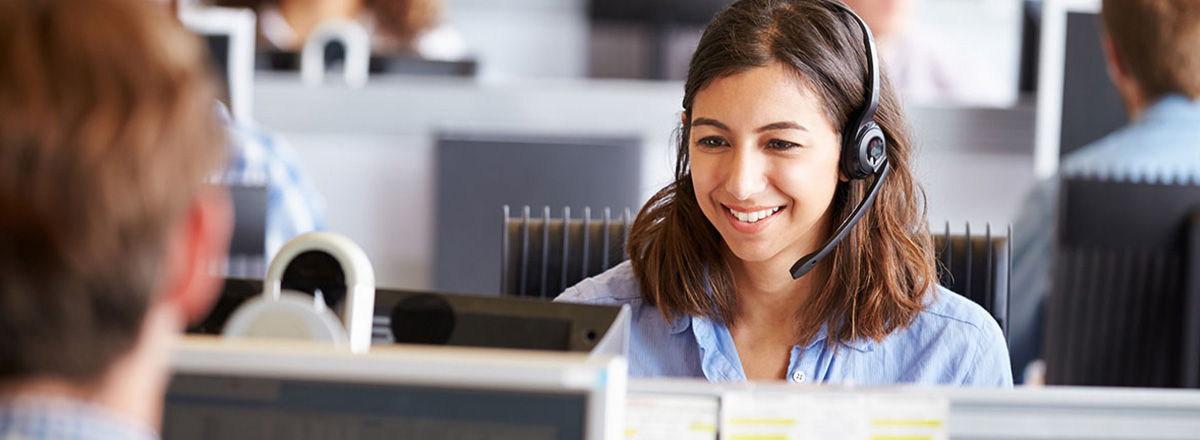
<box><xmin>628</xmin><ymin>379</ymin><xmax>1200</xmax><ymax>439</ymax></box>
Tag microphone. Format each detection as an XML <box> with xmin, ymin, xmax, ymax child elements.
<box><xmin>790</xmin><ymin>160</ymin><xmax>890</xmax><ymax>279</ymax></box>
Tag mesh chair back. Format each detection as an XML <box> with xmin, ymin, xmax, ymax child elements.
<box><xmin>501</xmin><ymin>206</ymin><xmax>1012</xmax><ymax>339</ymax></box>
<box><xmin>1044</xmin><ymin>176</ymin><xmax>1200</xmax><ymax>388</ymax></box>
<box><xmin>933</xmin><ymin>223</ymin><xmax>1012</xmax><ymax>337</ymax></box>
<box><xmin>501</xmin><ymin>206</ymin><xmax>633</xmax><ymax>299</ymax></box>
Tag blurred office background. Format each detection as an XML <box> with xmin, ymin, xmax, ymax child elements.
<box><xmin>197</xmin><ymin>0</ymin><xmax>1042</xmax><ymax>291</ymax></box>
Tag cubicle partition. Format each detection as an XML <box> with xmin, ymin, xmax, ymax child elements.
<box><xmin>167</xmin><ymin>336</ymin><xmax>627</xmax><ymax>440</ymax></box>
<box><xmin>626</xmin><ymin>379</ymin><xmax>1200</xmax><ymax>439</ymax></box>
<box><xmin>167</xmin><ymin>336</ymin><xmax>1200</xmax><ymax>440</ymax></box>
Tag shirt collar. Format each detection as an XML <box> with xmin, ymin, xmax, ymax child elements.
<box><xmin>1139</xmin><ymin>93</ymin><xmax>1200</xmax><ymax>124</ymax></box>
<box><xmin>667</xmin><ymin>313</ymin><xmax>690</xmax><ymax>334</ymax></box>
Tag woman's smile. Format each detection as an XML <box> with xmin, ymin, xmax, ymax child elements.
<box><xmin>723</xmin><ymin>204</ymin><xmax>786</xmax><ymax>233</ymax></box>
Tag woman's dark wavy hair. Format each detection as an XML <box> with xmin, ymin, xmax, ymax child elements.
<box><xmin>626</xmin><ymin>0</ymin><xmax>936</xmax><ymax>346</ymax></box>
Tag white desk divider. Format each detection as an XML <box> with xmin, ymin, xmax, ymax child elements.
<box><xmin>169</xmin><ymin>336</ymin><xmax>627</xmax><ymax>440</ymax></box>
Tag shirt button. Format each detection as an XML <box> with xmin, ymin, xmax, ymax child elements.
<box><xmin>792</xmin><ymin>371</ymin><xmax>806</xmax><ymax>383</ymax></box>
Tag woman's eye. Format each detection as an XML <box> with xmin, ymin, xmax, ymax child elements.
<box><xmin>697</xmin><ymin>136</ymin><xmax>728</xmax><ymax>148</ymax></box>
<box><xmin>766</xmin><ymin>139</ymin><xmax>800</xmax><ymax>150</ymax></box>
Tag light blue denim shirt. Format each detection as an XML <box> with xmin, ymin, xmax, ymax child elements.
<box><xmin>556</xmin><ymin>261</ymin><xmax>1013</xmax><ymax>386</ymax></box>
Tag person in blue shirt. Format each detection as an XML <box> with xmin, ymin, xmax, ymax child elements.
<box><xmin>557</xmin><ymin>0</ymin><xmax>1011</xmax><ymax>386</ymax></box>
<box><xmin>1009</xmin><ymin>0</ymin><xmax>1200</xmax><ymax>382</ymax></box>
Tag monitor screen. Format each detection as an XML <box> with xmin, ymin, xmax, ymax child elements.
<box><xmin>203</xmin><ymin>34</ymin><xmax>234</xmax><ymax>110</ymax></box>
<box><xmin>180</xmin><ymin>7</ymin><xmax>255</xmax><ymax>121</ymax></box>
<box><xmin>589</xmin><ymin>0</ymin><xmax>734</xmax><ymax>25</ymax></box>
<box><xmin>1035</xmin><ymin>3</ymin><xmax>1129</xmax><ymax>177</ymax></box>
<box><xmin>1058</xmin><ymin>11</ymin><xmax>1126</xmax><ymax>158</ymax></box>
<box><xmin>164</xmin><ymin>374</ymin><xmax>588</xmax><ymax>440</ymax></box>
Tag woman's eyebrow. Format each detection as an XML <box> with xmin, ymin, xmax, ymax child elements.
<box><xmin>756</xmin><ymin>121</ymin><xmax>808</xmax><ymax>133</ymax></box>
<box><xmin>692</xmin><ymin>117</ymin><xmax>729</xmax><ymax>131</ymax></box>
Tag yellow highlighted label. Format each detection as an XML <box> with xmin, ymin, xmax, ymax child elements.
<box><xmin>727</xmin><ymin>436</ymin><xmax>790</xmax><ymax>440</ymax></box>
<box><xmin>728</xmin><ymin>418</ymin><xmax>797</xmax><ymax>426</ymax></box>
<box><xmin>624</xmin><ymin>428</ymin><xmax>637</xmax><ymax>437</ymax></box>
<box><xmin>871</xmin><ymin>419</ymin><xmax>943</xmax><ymax>427</ymax></box>
<box><xmin>690</xmin><ymin>423</ymin><xmax>718</xmax><ymax>432</ymax></box>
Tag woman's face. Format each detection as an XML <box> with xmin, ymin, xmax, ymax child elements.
<box><xmin>688</xmin><ymin>63</ymin><xmax>844</xmax><ymax>268</ymax></box>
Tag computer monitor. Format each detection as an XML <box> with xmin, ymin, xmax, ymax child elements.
<box><xmin>191</xmin><ymin>279</ymin><xmax>630</xmax><ymax>355</ymax></box>
<box><xmin>1044</xmin><ymin>174</ymin><xmax>1200</xmax><ymax>387</ymax></box>
<box><xmin>258</xmin><ymin>49</ymin><xmax>479</xmax><ymax>77</ymax></box>
<box><xmin>165</xmin><ymin>336</ymin><xmax>626</xmax><ymax>440</ymax></box>
<box><xmin>179</xmin><ymin>7</ymin><xmax>256</xmax><ymax>122</ymax></box>
<box><xmin>220</xmin><ymin>185</ymin><xmax>268</xmax><ymax>279</ymax></box>
<box><xmin>1033</xmin><ymin>0</ymin><xmax>1127</xmax><ymax>179</ymax></box>
<box><xmin>589</xmin><ymin>0</ymin><xmax>733</xmax><ymax>26</ymax></box>
<box><xmin>433</xmin><ymin>132</ymin><xmax>642</xmax><ymax>297</ymax></box>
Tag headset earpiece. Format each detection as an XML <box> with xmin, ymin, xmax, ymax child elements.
<box><xmin>790</xmin><ymin>1</ymin><xmax>891</xmax><ymax>279</ymax></box>
<box><xmin>842</xmin><ymin>121</ymin><xmax>887</xmax><ymax>180</ymax></box>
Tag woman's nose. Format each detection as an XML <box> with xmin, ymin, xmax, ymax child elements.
<box><xmin>724</xmin><ymin>148</ymin><xmax>767</xmax><ymax>200</ymax></box>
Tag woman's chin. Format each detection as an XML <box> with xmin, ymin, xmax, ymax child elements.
<box><xmin>723</xmin><ymin>243</ymin><xmax>786</xmax><ymax>265</ymax></box>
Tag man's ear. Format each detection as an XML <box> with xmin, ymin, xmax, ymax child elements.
<box><xmin>160</xmin><ymin>186</ymin><xmax>233</xmax><ymax>326</ymax></box>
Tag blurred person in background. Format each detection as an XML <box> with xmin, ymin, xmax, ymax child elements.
<box><xmin>0</xmin><ymin>0</ymin><xmax>231</xmax><ymax>437</ymax></box>
<box><xmin>214</xmin><ymin>0</ymin><xmax>467</xmax><ymax>61</ymax></box>
<box><xmin>169</xmin><ymin>0</ymin><xmax>327</xmax><ymax>260</ymax></box>
<box><xmin>1009</xmin><ymin>0</ymin><xmax>1200</xmax><ymax>383</ymax></box>
<box><xmin>841</xmin><ymin>0</ymin><xmax>1010</xmax><ymax>106</ymax></box>
<box><xmin>215</xmin><ymin>105</ymin><xmax>326</xmax><ymax>260</ymax></box>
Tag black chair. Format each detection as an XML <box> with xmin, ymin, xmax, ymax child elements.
<box><xmin>933</xmin><ymin>222</ymin><xmax>1012</xmax><ymax>338</ymax></box>
<box><xmin>500</xmin><ymin>205</ymin><xmax>634</xmax><ymax>299</ymax></box>
<box><xmin>1044</xmin><ymin>175</ymin><xmax>1200</xmax><ymax>388</ymax></box>
<box><xmin>500</xmin><ymin>206</ymin><xmax>1012</xmax><ymax>336</ymax></box>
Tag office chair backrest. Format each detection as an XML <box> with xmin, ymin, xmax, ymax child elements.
<box><xmin>933</xmin><ymin>222</ymin><xmax>1012</xmax><ymax>338</ymax></box>
<box><xmin>501</xmin><ymin>205</ymin><xmax>633</xmax><ymax>299</ymax></box>
<box><xmin>1045</xmin><ymin>175</ymin><xmax>1200</xmax><ymax>388</ymax></box>
<box><xmin>500</xmin><ymin>206</ymin><xmax>1011</xmax><ymax>338</ymax></box>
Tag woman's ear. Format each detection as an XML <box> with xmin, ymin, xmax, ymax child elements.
<box><xmin>838</xmin><ymin>168</ymin><xmax>850</xmax><ymax>182</ymax></box>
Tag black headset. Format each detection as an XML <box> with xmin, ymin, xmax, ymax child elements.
<box><xmin>790</xmin><ymin>1</ymin><xmax>891</xmax><ymax>279</ymax></box>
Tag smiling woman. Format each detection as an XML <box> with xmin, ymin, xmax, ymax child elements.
<box><xmin>556</xmin><ymin>0</ymin><xmax>1011</xmax><ymax>387</ymax></box>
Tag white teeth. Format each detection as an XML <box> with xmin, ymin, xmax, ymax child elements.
<box><xmin>728</xmin><ymin>206</ymin><xmax>781</xmax><ymax>223</ymax></box>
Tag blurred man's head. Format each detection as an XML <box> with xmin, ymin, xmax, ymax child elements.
<box><xmin>839</xmin><ymin>0</ymin><xmax>917</xmax><ymax>45</ymax></box>
<box><xmin>0</xmin><ymin>0</ymin><xmax>230</xmax><ymax>409</ymax></box>
<box><xmin>1101</xmin><ymin>0</ymin><xmax>1200</xmax><ymax>116</ymax></box>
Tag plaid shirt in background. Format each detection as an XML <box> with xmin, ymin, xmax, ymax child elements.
<box><xmin>216</xmin><ymin>106</ymin><xmax>327</xmax><ymax>262</ymax></box>
<box><xmin>0</xmin><ymin>396</ymin><xmax>158</xmax><ymax>440</ymax></box>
